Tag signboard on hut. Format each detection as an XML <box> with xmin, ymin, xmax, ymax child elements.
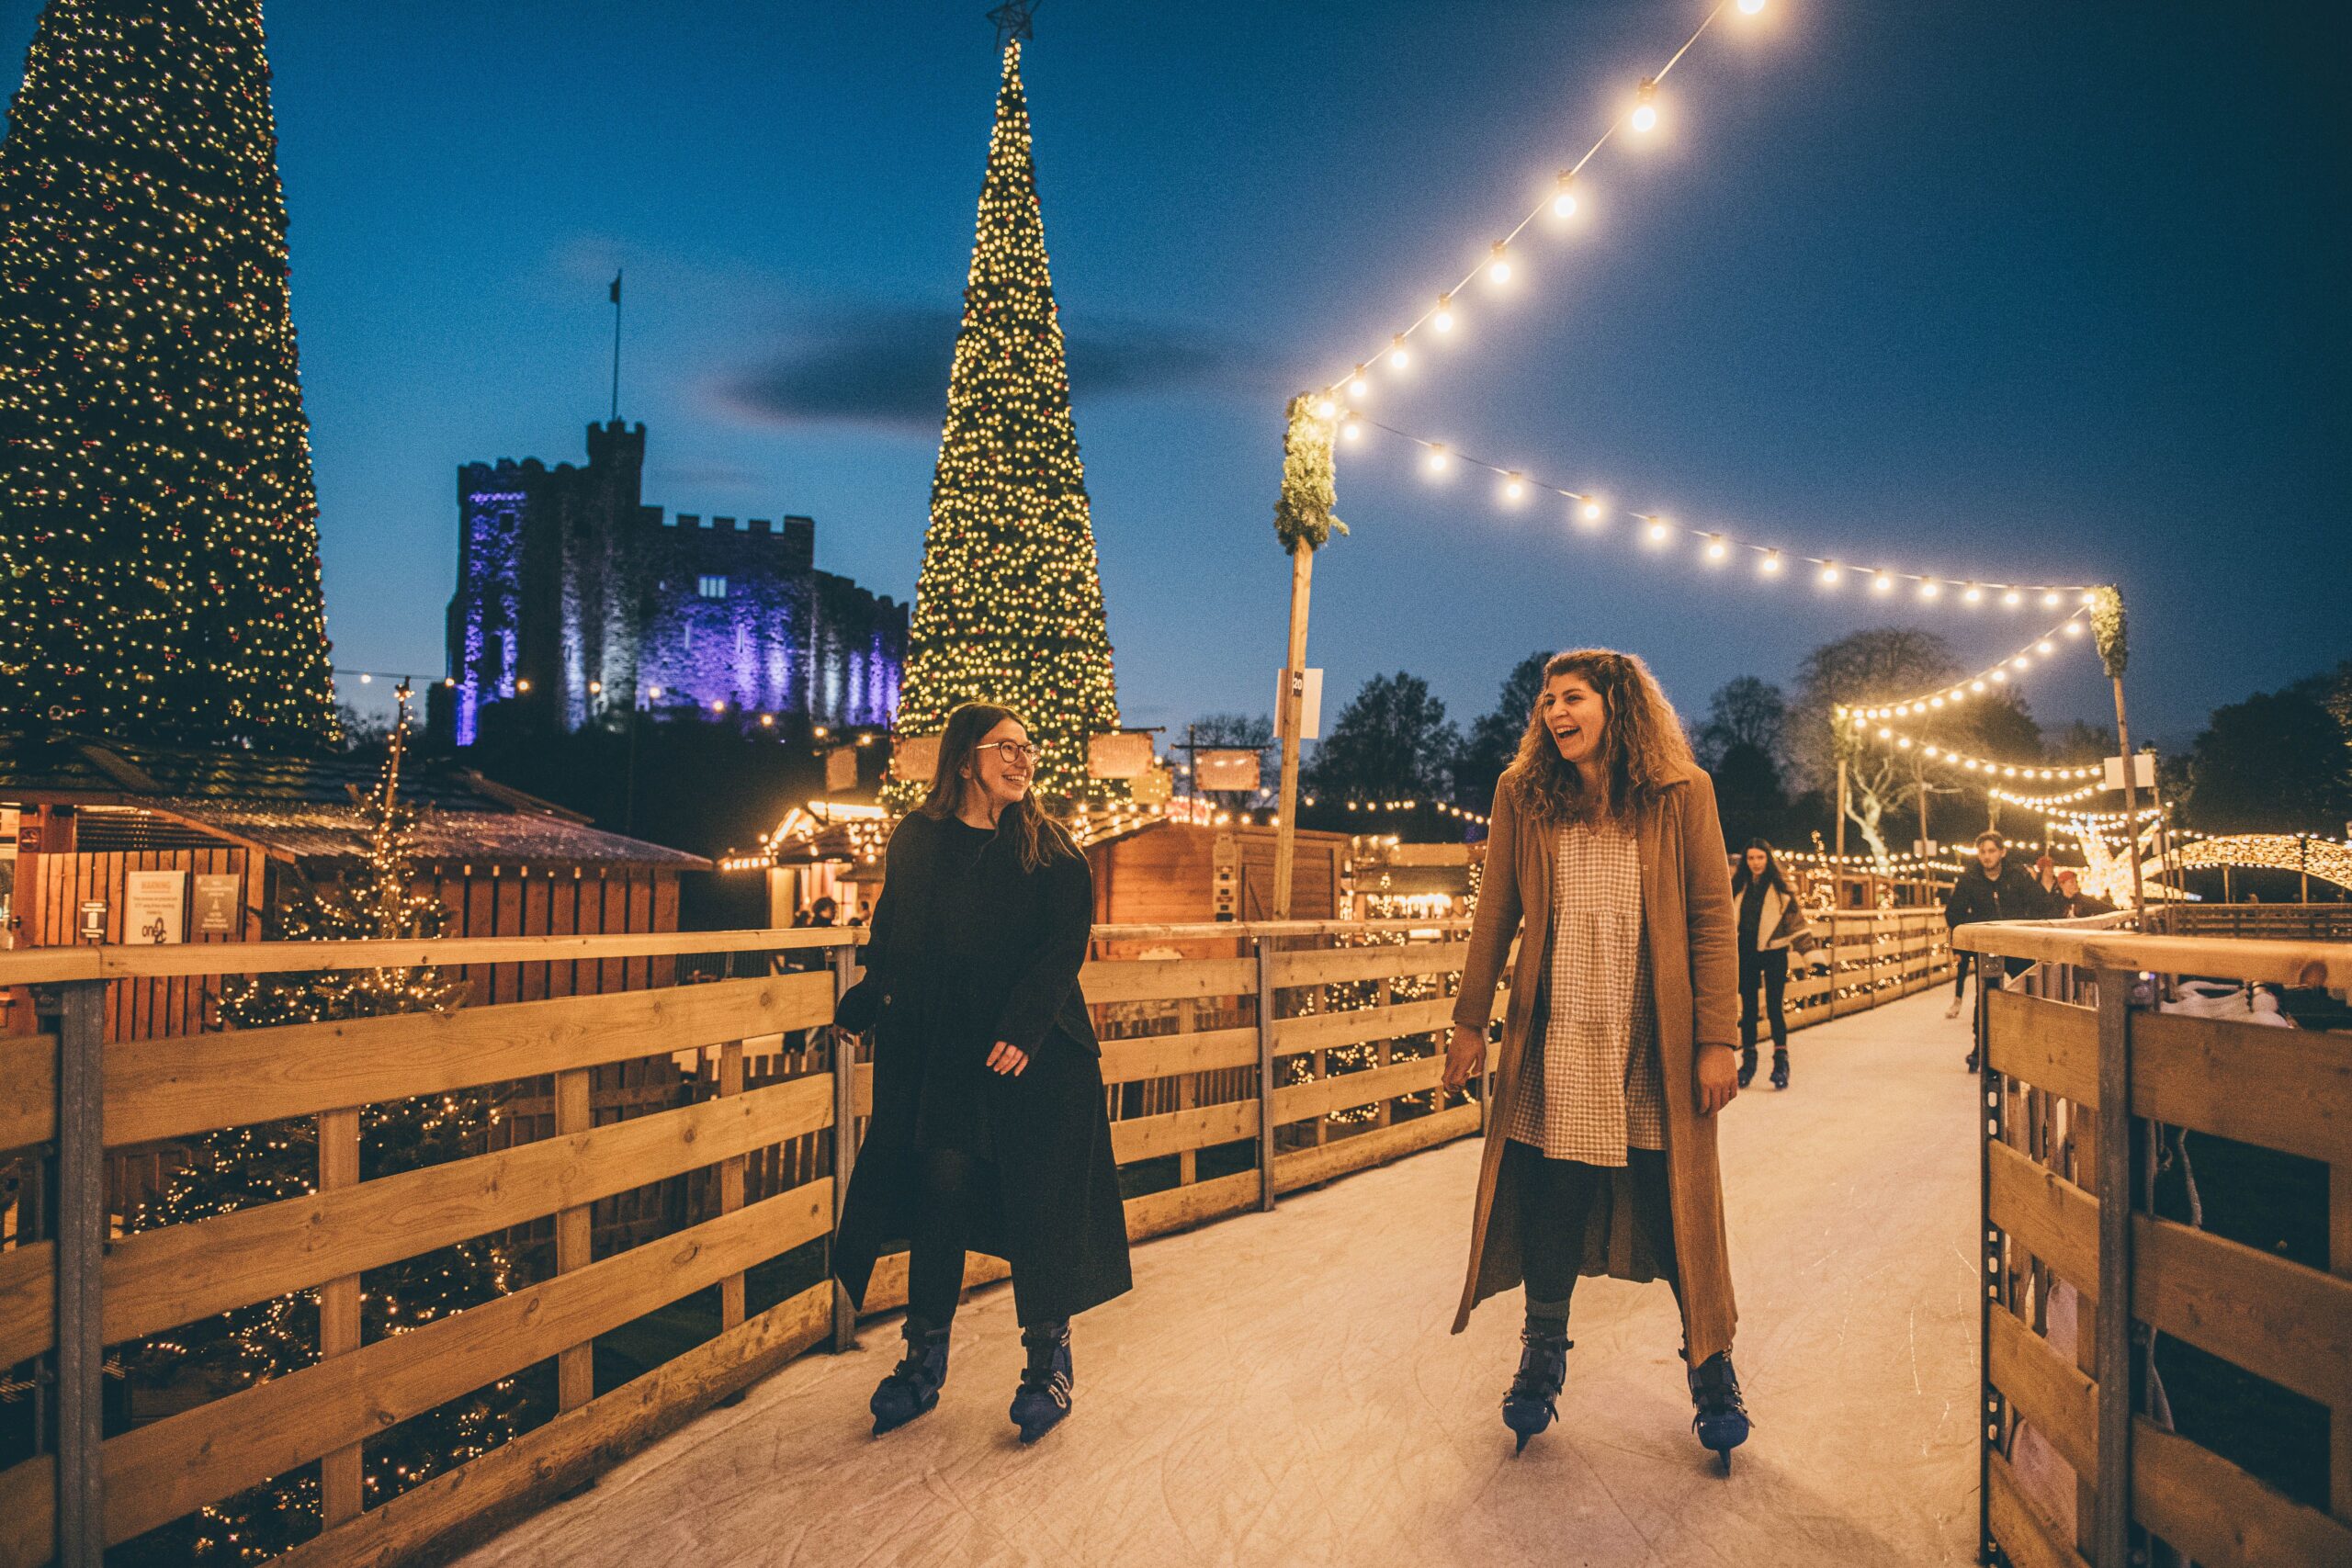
<box><xmin>122</xmin><ymin>870</ymin><xmax>187</xmax><ymax>945</ymax></box>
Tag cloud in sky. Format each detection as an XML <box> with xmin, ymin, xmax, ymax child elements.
<box><xmin>708</xmin><ymin>301</ymin><xmax>1267</xmax><ymax>434</ymax></box>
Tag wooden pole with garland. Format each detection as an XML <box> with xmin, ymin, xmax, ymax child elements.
<box><xmin>886</xmin><ymin>34</ymin><xmax>1125</xmax><ymax>812</ymax></box>
<box><xmin>0</xmin><ymin>0</ymin><xmax>339</xmax><ymax>750</ymax></box>
<box><xmin>1270</xmin><ymin>395</ymin><xmax>1346</xmax><ymax>917</ymax></box>
<box><xmin>2086</xmin><ymin>586</ymin><xmax>2146</xmax><ymax>923</ymax></box>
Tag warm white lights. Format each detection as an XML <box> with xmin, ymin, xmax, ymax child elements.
<box><xmin>1314</xmin><ymin>397</ymin><xmax>1338</xmax><ymax>420</ymax></box>
<box><xmin>1739</xmin><ymin>0</ymin><xmax>1766</xmax><ymax>13</ymax></box>
<box><xmin>1341</xmin><ymin>419</ymin><xmax>1363</xmax><ymax>442</ymax></box>
<box><xmin>1502</xmin><ymin>471</ymin><xmax>1526</xmax><ymax>502</ymax></box>
<box><xmin>1553</xmin><ymin>171</ymin><xmax>1579</xmax><ymax>218</ymax></box>
<box><xmin>1348</xmin><ymin>366</ymin><xmax>1368</xmax><ymax>399</ymax></box>
<box><xmin>1646</xmin><ymin>518</ymin><xmax>1671</xmax><ymax>545</ymax></box>
<box><xmin>1760</xmin><ymin>550</ymin><xmax>1783</xmax><ymax>575</ymax></box>
<box><xmin>1426</xmin><ymin>444</ymin><xmax>1451</xmax><ymax>474</ymax></box>
<box><xmin>1579</xmin><ymin>496</ymin><xmax>1603</xmax><ymax>523</ymax></box>
<box><xmin>1487</xmin><ymin>242</ymin><xmax>1512</xmax><ymax>285</ymax></box>
<box><xmin>1630</xmin><ymin>79</ymin><xmax>1659</xmax><ymax>133</ymax></box>
<box><xmin>1705</xmin><ymin>535</ymin><xmax>1729</xmax><ymax>562</ymax></box>
<box><xmin>1872</xmin><ymin>572</ymin><xmax>1894</xmax><ymax>593</ymax></box>
<box><xmin>1431</xmin><ymin>292</ymin><xmax>1455</xmax><ymax>333</ymax></box>
<box><xmin>1820</xmin><ymin>562</ymin><xmax>1842</xmax><ymax>586</ymax></box>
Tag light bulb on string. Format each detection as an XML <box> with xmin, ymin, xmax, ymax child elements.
<box><xmin>1819</xmin><ymin>562</ymin><xmax>1842</xmax><ymax>587</ymax></box>
<box><xmin>1962</xmin><ymin>584</ymin><xmax>1983</xmax><ymax>604</ymax></box>
<box><xmin>1431</xmin><ymin>292</ymin><xmax>1455</xmax><ymax>333</ymax></box>
<box><xmin>1918</xmin><ymin>580</ymin><xmax>1940</xmax><ymax>600</ymax></box>
<box><xmin>1578</xmin><ymin>495</ymin><xmax>1604</xmax><ymax>523</ymax></box>
<box><xmin>1389</xmin><ymin>335</ymin><xmax>1409</xmax><ymax>370</ymax></box>
<box><xmin>1426</xmin><ymin>444</ymin><xmax>1451</xmax><ymax>476</ymax></box>
<box><xmin>1739</xmin><ymin>0</ymin><xmax>1766</xmax><ymax>12</ymax></box>
<box><xmin>1348</xmin><ymin>365</ymin><xmax>1368</xmax><ymax>400</ymax></box>
<box><xmin>2042</xmin><ymin>591</ymin><xmax>2062</xmax><ymax>608</ymax></box>
<box><xmin>1760</xmin><ymin>550</ymin><xmax>1783</xmax><ymax>576</ymax></box>
<box><xmin>1501</xmin><ymin>471</ymin><xmax>1526</xmax><ymax>503</ymax></box>
<box><xmin>2003</xmin><ymin>590</ymin><xmax>2023</xmax><ymax>608</ymax></box>
<box><xmin>1645</xmin><ymin>517</ymin><xmax>1672</xmax><ymax>546</ymax></box>
<box><xmin>1487</xmin><ymin>243</ymin><xmax>1512</xmax><ymax>285</ymax></box>
<box><xmin>1552</xmin><ymin>171</ymin><xmax>1579</xmax><ymax>218</ymax></box>
<box><xmin>1871</xmin><ymin>571</ymin><xmax>1894</xmax><ymax>593</ymax></box>
<box><xmin>1630</xmin><ymin>79</ymin><xmax>1659</xmax><ymax>133</ymax></box>
<box><xmin>1313</xmin><ymin>396</ymin><xmax>1338</xmax><ymax>420</ymax></box>
<box><xmin>1341</xmin><ymin>418</ymin><xmax>1363</xmax><ymax>442</ymax></box>
<box><xmin>1704</xmin><ymin>534</ymin><xmax>1729</xmax><ymax>563</ymax></box>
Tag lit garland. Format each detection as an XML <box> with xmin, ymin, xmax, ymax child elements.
<box><xmin>2166</xmin><ymin>832</ymin><xmax>2352</xmax><ymax>892</ymax></box>
<box><xmin>1314</xmin><ymin>0</ymin><xmax>1775</xmax><ymax>400</ymax></box>
<box><xmin>888</xmin><ymin>40</ymin><xmax>1125</xmax><ymax>810</ymax></box>
<box><xmin>1846</xmin><ymin>613</ymin><xmax>2091</xmax><ymax>720</ymax></box>
<box><xmin>1344</xmin><ymin>419</ymin><xmax>2107</xmax><ymax>604</ymax></box>
<box><xmin>1990</xmin><ymin>780</ymin><xmax>2106</xmax><ymax>808</ymax></box>
<box><xmin>1847</xmin><ymin>717</ymin><xmax>2107</xmax><ymax>784</ymax></box>
<box><xmin>1335</xmin><ymin>795</ymin><xmax>1490</xmax><ymax>828</ymax></box>
<box><xmin>0</xmin><ymin>0</ymin><xmax>339</xmax><ymax>749</ymax></box>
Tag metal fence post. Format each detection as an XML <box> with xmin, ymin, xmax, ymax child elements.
<box><xmin>53</xmin><ymin>977</ymin><xmax>106</xmax><ymax>1568</ymax></box>
<box><xmin>1254</xmin><ymin>935</ymin><xmax>1278</xmax><ymax>1213</ymax></box>
<box><xmin>829</xmin><ymin>940</ymin><xmax>861</xmax><ymax>1351</ymax></box>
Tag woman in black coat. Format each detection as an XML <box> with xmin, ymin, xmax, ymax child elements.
<box><xmin>831</xmin><ymin>701</ymin><xmax>1132</xmax><ymax>1444</ymax></box>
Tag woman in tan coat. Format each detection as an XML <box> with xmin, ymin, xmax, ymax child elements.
<box><xmin>1441</xmin><ymin>649</ymin><xmax>1750</xmax><ymax>1470</ymax></box>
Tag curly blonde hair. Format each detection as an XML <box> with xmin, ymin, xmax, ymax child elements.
<box><xmin>1498</xmin><ymin>649</ymin><xmax>1695</xmax><ymax>827</ymax></box>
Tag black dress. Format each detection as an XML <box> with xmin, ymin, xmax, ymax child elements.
<box><xmin>831</xmin><ymin>810</ymin><xmax>1134</xmax><ymax>1326</ymax></box>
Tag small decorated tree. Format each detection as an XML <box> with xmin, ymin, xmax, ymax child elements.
<box><xmin>119</xmin><ymin>705</ymin><xmax>528</xmax><ymax>1564</ymax></box>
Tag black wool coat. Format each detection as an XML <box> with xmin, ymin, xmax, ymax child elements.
<box><xmin>830</xmin><ymin>810</ymin><xmax>1133</xmax><ymax>1326</ymax></box>
<box><xmin>1943</xmin><ymin>858</ymin><xmax>2057</xmax><ymax>929</ymax></box>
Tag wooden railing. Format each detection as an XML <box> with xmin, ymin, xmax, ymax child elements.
<box><xmin>0</xmin><ymin>908</ymin><xmax>1952</xmax><ymax>1568</ymax></box>
<box><xmin>1958</xmin><ymin>919</ymin><xmax>2352</xmax><ymax>1567</ymax></box>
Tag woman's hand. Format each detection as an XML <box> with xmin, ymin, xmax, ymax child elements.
<box><xmin>1442</xmin><ymin>1024</ymin><xmax>1486</xmax><ymax>1093</ymax></box>
<box><xmin>986</xmin><ymin>1041</ymin><xmax>1030</xmax><ymax>1077</ymax></box>
<box><xmin>1696</xmin><ymin>1043</ymin><xmax>1739</xmax><ymax>1115</ymax></box>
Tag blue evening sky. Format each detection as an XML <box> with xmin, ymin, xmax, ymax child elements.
<box><xmin>13</xmin><ymin>0</ymin><xmax>2344</xmax><ymax>750</ymax></box>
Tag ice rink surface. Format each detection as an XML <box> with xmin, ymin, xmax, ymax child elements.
<box><xmin>459</xmin><ymin>988</ymin><xmax>1981</xmax><ymax>1567</ymax></box>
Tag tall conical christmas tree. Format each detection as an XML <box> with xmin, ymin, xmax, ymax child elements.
<box><xmin>890</xmin><ymin>38</ymin><xmax>1122</xmax><ymax>808</ymax></box>
<box><xmin>0</xmin><ymin>0</ymin><xmax>337</xmax><ymax>747</ymax></box>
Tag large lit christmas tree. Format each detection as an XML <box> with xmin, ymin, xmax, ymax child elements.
<box><xmin>0</xmin><ymin>0</ymin><xmax>337</xmax><ymax>747</ymax></box>
<box><xmin>890</xmin><ymin>33</ymin><xmax>1123</xmax><ymax>808</ymax></box>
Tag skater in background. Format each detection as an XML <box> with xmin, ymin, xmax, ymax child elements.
<box><xmin>831</xmin><ymin>703</ymin><xmax>1132</xmax><ymax>1444</ymax></box>
<box><xmin>1442</xmin><ymin>649</ymin><xmax>1750</xmax><ymax>1472</ymax></box>
<box><xmin>1943</xmin><ymin>829</ymin><xmax>2057</xmax><ymax>1067</ymax></box>
<box><xmin>1728</xmin><ymin>840</ymin><xmax>1826</xmax><ymax>1090</ymax></box>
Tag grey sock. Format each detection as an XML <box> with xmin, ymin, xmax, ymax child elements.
<box><xmin>1524</xmin><ymin>1294</ymin><xmax>1571</xmax><ymax>1334</ymax></box>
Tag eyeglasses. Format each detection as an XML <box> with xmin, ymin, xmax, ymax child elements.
<box><xmin>978</xmin><ymin>740</ymin><xmax>1037</xmax><ymax>765</ymax></box>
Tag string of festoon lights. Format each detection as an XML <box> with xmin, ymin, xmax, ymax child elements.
<box><xmin>1314</xmin><ymin>0</ymin><xmax>1775</xmax><ymax>403</ymax></box>
<box><xmin>1331</xmin><ymin>795</ymin><xmax>1492</xmax><ymax>828</ymax></box>
<box><xmin>2052</xmin><ymin>807</ymin><xmax>2165</xmax><ymax>831</ymax></box>
<box><xmin>1342</xmin><ymin>418</ymin><xmax>2105</xmax><ymax>604</ymax></box>
<box><xmin>1991</xmin><ymin>780</ymin><xmax>2108</xmax><ymax>809</ymax></box>
<box><xmin>1848</xmin><ymin>717</ymin><xmax>2108</xmax><ymax>784</ymax></box>
<box><xmin>1844</xmin><ymin>612</ymin><xmax>2091</xmax><ymax>721</ymax></box>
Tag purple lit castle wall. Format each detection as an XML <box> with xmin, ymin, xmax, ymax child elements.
<box><xmin>443</xmin><ymin>421</ymin><xmax>906</xmax><ymax>742</ymax></box>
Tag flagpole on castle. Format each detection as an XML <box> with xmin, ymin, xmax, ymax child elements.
<box><xmin>608</xmin><ymin>270</ymin><xmax>623</xmax><ymax>422</ymax></box>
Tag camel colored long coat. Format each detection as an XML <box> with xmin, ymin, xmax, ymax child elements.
<box><xmin>1449</xmin><ymin>761</ymin><xmax>1742</xmax><ymax>1365</ymax></box>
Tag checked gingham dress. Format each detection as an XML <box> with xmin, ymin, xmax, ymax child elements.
<box><xmin>1503</xmin><ymin>816</ymin><xmax>1666</xmax><ymax>1166</ymax></box>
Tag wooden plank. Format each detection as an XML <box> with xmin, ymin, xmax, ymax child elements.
<box><xmin>0</xmin><ymin>1450</ymin><xmax>52</xmax><ymax>1568</ymax></box>
<box><xmin>1271</xmin><ymin>1055</ymin><xmax>1442</xmax><ymax>1126</ymax></box>
<box><xmin>1272</xmin><ymin>997</ymin><xmax>1454</xmax><ymax>1055</ymax></box>
<box><xmin>1097</xmin><ymin>1025</ymin><xmax>1260</xmax><ymax>1086</ymax></box>
<box><xmin>267</xmin><ymin>1283</ymin><xmax>834</xmax><ymax>1568</ymax></box>
<box><xmin>2334</xmin><ymin>1158</ymin><xmax>2351</xmax><ymax>1528</ymax></box>
<box><xmin>74</xmin><ymin>1183</ymin><xmax>833</xmax><ymax>1553</ymax></box>
<box><xmin>317</xmin><ymin>1107</ymin><xmax>363</xmax><ymax>1527</ymax></box>
<box><xmin>2132</xmin><ymin>1416</ymin><xmax>2352</xmax><ymax>1568</ymax></box>
<box><xmin>1268</xmin><ymin>942</ymin><xmax>1469</xmax><ymax>988</ymax></box>
<box><xmin>1987</xmin><ymin>1303</ymin><xmax>2096</xmax><ymax>1480</ymax></box>
<box><xmin>87</xmin><ymin>1076</ymin><xmax>833</xmax><ymax>1357</ymax></box>
<box><xmin>0</xmin><ymin>1034</ymin><xmax>55</xmax><ymax>1153</ymax></box>
<box><xmin>1953</xmin><ymin>925</ymin><xmax>2351</xmax><ymax>990</ymax></box>
<box><xmin>0</xmin><ymin>1240</ymin><xmax>54</xmax><ymax>1373</ymax></box>
<box><xmin>1985</xmin><ymin>991</ymin><xmax>2099</xmax><ymax>1108</ymax></box>
<box><xmin>2132</xmin><ymin>1213</ymin><xmax>2352</xmax><ymax>1413</ymax></box>
<box><xmin>1988</xmin><ymin>1140</ymin><xmax>2101</xmax><ymax>1302</ymax></box>
<box><xmin>1080</xmin><ymin>956</ymin><xmax>1256</xmax><ymax>1005</ymax></box>
<box><xmin>1110</xmin><ymin>1100</ymin><xmax>1260</xmax><ymax>1165</ymax></box>
<box><xmin>2132</xmin><ymin>1010</ymin><xmax>2351</xmax><ymax>1166</ymax></box>
<box><xmin>1986</xmin><ymin>1448</ymin><xmax>2091</xmax><ymax>1568</ymax></box>
<box><xmin>104</xmin><ymin>974</ymin><xmax>832</xmax><ymax>1145</ymax></box>
<box><xmin>1274</xmin><ymin>1102</ymin><xmax>1481</xmax><ymax>1195</ymax></box>
<box><xmin>1124</xmin><ymin>1168</ymin><xmax>1261</xmax><ymax>1244</ymax></box>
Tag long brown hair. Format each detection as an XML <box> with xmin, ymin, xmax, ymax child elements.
<box><xmin>1498</xmin><ymin>649</ymin><xmax>1695</xmax><ymax>827</ymax></box>
<box><xmin>917</xmin><ymin>702</ymin><xmax>1075</xmax><ymax>874</ymax></box>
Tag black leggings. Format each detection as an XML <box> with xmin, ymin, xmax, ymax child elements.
<box><xmin>1505</xmin><ymin>1139</ymin><xmax>1679</xmax><ymax>1319</ymax></box>
<box><xmin>906</xmin><ymin>1147</ymin><xmax>996</xmax><ymax>1329</ymax></box>
<box><xmin>1739</xmin><ymin>948</ymin><xmax>1789</xmax><ymax>1052</ymax></box>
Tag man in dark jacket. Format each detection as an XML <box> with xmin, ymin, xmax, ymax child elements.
<box><xmin>1945</xmin><ymin>830</ymin><xmax>2057</xmax><ymax>1066</ymax></box>
<box><xmin>2052</xmin><ymin>870</ymin><xmax>2117</xmax><ymax>919</ymax></box>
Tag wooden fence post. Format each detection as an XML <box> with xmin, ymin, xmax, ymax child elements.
<box><xmin>830</xmin><ymin>942</ymin><xmax>861</xmax><ymax>1351</ymax></box>
<box><xmin>553</xmin><ymin>1066</ymin><xmax>594</xmax><ymax>1412</ymax></box>
<box><xmin>319</xmin><ymin>1106</ymin><xmax>363</xmax><ymax>1526</ymax></box>
<box><xmin>1254</xmin><ymin>935</ymin><xmax>1279</xmax><ymax>1213</ymax></box>
<box><xmin>2093</xmin><ymin>968</ymin><xmax>2134</xmax><ymax>1568</ymax></box>
<box><xmin>1975</xmin><ymin>967</ymin><xmax>1999</xmax><ymax>1565</ymax></box>
<box><xmin>52</xmin><ymin>978</ymin><xmax>105</xmax><ymax>1568</ymax></box>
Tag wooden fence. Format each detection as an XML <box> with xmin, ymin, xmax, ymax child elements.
<box><xmin>0</xmin><ymin>908</ymin><xmax>1952</xmax><ymax>1568</ymax></box>
<box><xmin>1960</xmin><ymin>919</ymin><xmax>2352</xmax><ymax>1567</ymax></box>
